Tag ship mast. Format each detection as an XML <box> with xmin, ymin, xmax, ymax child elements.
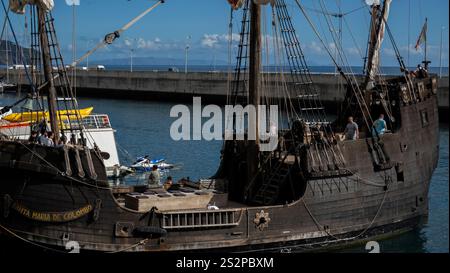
<box><xmin>364</xmin><ymin>0</ymin><xmax>391</xmax><ymax>91</ymax></box>
<box><xmin>247</xmin><ymin>0</ymin><xmax>261</xmax><ymax>179</ymax></box>
<box><xmin>37</xmin><ymin>6</ymin><xmax>60</xmax><ymax>142</ymax></box>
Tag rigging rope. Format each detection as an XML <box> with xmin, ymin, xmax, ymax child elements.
<box><xmin>301</xmin><ymin>3</ymin><xmax>366</xmax><ymax>18</ymax></box>
<box><xmin>0</xmin><ymin>224</ymin><xmax>69</xmax><ymax>254</ymax></box>
<box><xmin>16</xmin><ymin>141</ymin><xmax>111</xmax><ymax>190</ymax></box>
<box><xmin>343</xmin><ymin>16</ymin><xmax>364</xmax><ymax>60</ymax></box>
<box><xmin>0</xmin><ymin>0</ymin><xmax>36</xmax><ymax>94</ymax></box>
<box><xmin>302</xmin><ymin>174</ymin><xmax>391</xmax><ymax>242</ymax></box>
<box><xmin>72</xmin><ymin>0</ymin><xmax>164</xmax><ymax>67</ymax></box>
<box><xmin>0</xmin><ymin>223</ymin><xmax>150</xmax><ymax>254</ymax></box>
<box><xmin>294</xmin><ymin>0</ymin><xmax>374</xmax><ymax>132</ymax></box>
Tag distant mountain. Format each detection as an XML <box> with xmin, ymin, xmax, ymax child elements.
<box><xmin>90</xmin><ymin>56</ymin><xmax>228</xmax><ymax>66</ymax></box>
<box><xmin>0</xmin><ymin>40</ymin><xmax>35</xmax><ymax>66</ymax></box>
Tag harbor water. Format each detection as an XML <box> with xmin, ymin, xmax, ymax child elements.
<box><xmin>0</xmin><ymin>93</ymin><xmax>448</xmax><ymax>253</ymax></box>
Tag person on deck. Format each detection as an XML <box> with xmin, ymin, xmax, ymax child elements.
<box><xmin>47</xmin><ymin>132</ymin><xmax>55</xmax><ymax>147</ymax></box>
<box><xmin>164</xmin><ymin>176</ymin><xmax>174</xmax><ymax>191</ymax></box>
<box><xmin>372</xmin><ymin>114</ymin><xmax>387</xmax><ymax>137</ymax></box>
<box><xmin>414</xmin><ymin>65</ymin><xmax>429</xmax><ymax>79</ymax></box>
<box><xmin>28</xmin><ymin>131</ymin><xmax>38</xmax><ymax>143</ymax></box>
<box><xmin>344</xmin><ymin>116</ymin><xmax>359</xmax><ymax>141</ymax></box>
<box><xmin>38</xmin><ymin>130</ymin><xmax>54</xmax><ymax>147</ymax></box>
<box><xmin>56</xmin><ymin>135</ymin><xmax>68</xmax><ymax>148</ymax></box>
<box><xmin>148</xmin><ymin>165</ymin><xmax>161</xmax><ymax>189</ymax></box>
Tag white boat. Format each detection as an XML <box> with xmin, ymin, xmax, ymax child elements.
<box><xmin>0</xmin><ymin>107</ymin><xmax>13</xmax><ymax>119</ymax></box>
<box><xmin>0</xmin><ymin>111</ymin><xmax>126</xmax><ymax>178</ymax></box>
<box><xmin>0</xmin><ymin>81</ymin><xmax>16</xmax><ymax>93</ymax></box>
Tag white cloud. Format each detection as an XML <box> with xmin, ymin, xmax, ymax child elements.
<box><xmin>65</xmin><ymin>0</ymin><xmax>80</xmax><ymax>6</ymax></box>
<box><xmin>346</xmin><ymin>47</ymin><xmax>361</xmax><ymax>56</ymax></box>
<box><xmin>124</xmin><ymin>39</ymin><xmax>132</xmax><ymax>47</ymax></box>
<box><xmin>200</xmin><ymin>33</ymin><xmax>242</xmax><ymax>48</ymax></box>
<box><xmin>383</xmin><ymin>48</ymin><xmax>396</xmax><ymax>57</ymax></box>
<box><xmin>399</xmin><ymin>44</ymin><xmax>423</xmax><ymax>56</ymax></box>
<box><xmin>306</xmin><ymin>41</ymin><xmax>324</xmax><ymax>54</ymax></box>
<box><xmin>201</xmin><ymin>34</ymin><xmax>220</xmax><ymax>48</ymax></box>
<box><xmin>134</xmin><ymin>37</ymin><xmax>179</xmax><ymax>51</ymax></box>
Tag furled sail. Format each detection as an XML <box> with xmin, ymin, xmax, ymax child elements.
<box><xmin>9</xmin><ymin>0</ymin><xmax>54</xmax><ymax>14</ymax></box>
<box><xmin>227</xmin><ymin>0</ymin><xmax>273</xmax><ymax>11</ymax></box>
<box><xmin>365</xmin><ymin>0</ymin><xmax>392</xmax><ymax>90</ymax></box>
<box><xmin>227</xmin><ymin>0</ymin><xmax>244</xmax><ymax>10</ymax></box>
<box><xmin>253</xmin><ymin>0</ymin><xmax>274</xmax><ymax>6</ymax></box>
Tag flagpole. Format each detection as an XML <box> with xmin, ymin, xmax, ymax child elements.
<box><xmin>440</xmin><ymin>26</ymin><xmax>445</xmax><ymax>78</ymax></box>
<box><xmin>408</xmin><ymin>0</ymin><xmax>411</xmax><ymax>68</ymax></box>
<box><xmin>423</xmin><ymin>18</ymin><xmax>431</xmax><ymax>70</ymax></box>
<box><xmin>424</xmin><ymin>18</ymin><xmax>427</xmax><ymax>68</ymax></box>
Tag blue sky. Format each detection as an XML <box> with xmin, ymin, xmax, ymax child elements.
<box><xmin>2</xmin><ymin>0</ymin><xmax>449</xmax><ymax>67</ymax></box>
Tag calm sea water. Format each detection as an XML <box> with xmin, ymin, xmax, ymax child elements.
<box><xmin>0</xmin><ymin>93</ymin><xmax>448</xmax><ymax>253</ymax></box>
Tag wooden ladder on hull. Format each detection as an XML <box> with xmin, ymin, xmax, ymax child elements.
<box><xmin>251</xmin><ymin>154</ymin><xmax>292</xmax><ymax>206</ymax></box>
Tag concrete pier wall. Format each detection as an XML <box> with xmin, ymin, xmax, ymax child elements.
<box><xmin>3</xmin><ymin>69</ymin><xmax>448</xmax><ymax>117</ymax></box>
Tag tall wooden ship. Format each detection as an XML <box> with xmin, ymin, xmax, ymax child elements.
<box><xmin>0</xmin><ymin>0</ymin><xmax>439</xmax><ymax>253</ymax></box>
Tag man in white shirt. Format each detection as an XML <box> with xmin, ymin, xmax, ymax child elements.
<box><xmin>38</xmin><ymin>131</ymin><xmax>54</xmax><ymax>147</ymax></box>
<box><xmin>148</xmin><ymin>165</ymin><xmax>161</xmax><ymax>189</ymax></box>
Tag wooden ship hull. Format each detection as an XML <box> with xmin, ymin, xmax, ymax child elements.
<box><xmin>0</xmin><ymin>76</ymin><xmax>439</xmax><ymax>252</ymax></box>
<box><xmin>0</xmin><ymin>0</ymin><xmax>440</xmax><ymax>253</ymax></box>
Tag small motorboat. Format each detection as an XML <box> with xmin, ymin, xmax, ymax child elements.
<box><xmin>109</xmin><ymin>164</ymin><xmax>135</xmax><ymax>179</ymax></box>
<box><xmin>0</xmin><ymin>80</ymin><xmax>17</xmax><ymax>93</ymax></box>
<box><xmin>131</xmin><ymin>156</ymin><xmax>174</xmax><ymax>172</ymax></box>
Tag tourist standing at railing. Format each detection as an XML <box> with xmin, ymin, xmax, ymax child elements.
<box><xmin>372</xmin><ymin>114</ymin><xmax>387</xmax><ymax>137</ymax></box>
<box><xmin>344</xmin><ymin>116</ymin><xmax>359</xmax><ymax>141</ymax></box>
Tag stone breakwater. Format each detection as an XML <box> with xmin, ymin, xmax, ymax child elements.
<box><xmin>4</xmin><ymin>70</ymin><xmax>449</xmax><ymax>119</ymax></box>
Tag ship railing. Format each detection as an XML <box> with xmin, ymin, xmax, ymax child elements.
<box><xmin>62</xmin><ymin>114</ymin><xmax>112</xmax><ymax>131</ymax></box>
<box><xmin>160</xmin><ymin>209</ymin><xmax>242</xmax><ymax>230</ymax></box>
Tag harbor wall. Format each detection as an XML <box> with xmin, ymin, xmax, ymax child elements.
<box><xmin>3</xmin><ymin>70</ymin><xmax>449</xmax><ymax>118</ymax></box>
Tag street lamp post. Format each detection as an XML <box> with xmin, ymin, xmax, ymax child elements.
<box><xmin>185</xmin><ymin>45</ymin><xmax>189</xmax><ymax>74</ymax></box>
<box><xmin>5</xmin><ymin>26</ymin><xmax>9</xmax><ymax>82</ymax></box>
<box><xmin>439</xmin><ymin>26</ymin><xmax>445</xmax><ymax>78</ymax></box>
<box><xmin>131</xmin><ymin>48</ymin><xmax>134</xmax><ymax>73</ymax></box>
<box><xmin>86</xmin><ymin>40</ymin><xmax>91</xmax><ymax>70</ymax></box>
<box><xmin>185</xmin><ymin>35</ymin><xmax>191</xmax><ymax>74</ymax></box>
<box><xmin>125</xmin><ymin>38</ymin><xmax>136</xmax><ymax>73</ymax></box>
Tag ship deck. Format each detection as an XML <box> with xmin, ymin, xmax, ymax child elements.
<box><xmin>112</xmin><ymin>185</ymin><xmax>245</xmax><ymax>212</ymax></box>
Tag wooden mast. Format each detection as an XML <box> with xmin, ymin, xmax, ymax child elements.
<box><xmin>247</xmin><ymin>0</ymin><xmax>261</xmax><ymax>181</ymax></box>
<box><xmin>364</xmin><ymin>2</ymin><xmax>382</xmax><ymax>90</ymax></box>
<box><xmin>364</xmin><ymin>0</ymin><xmax>390</xmax><ymax>90</ymax></box>
<box><xmin>37</xmin><ymin>6</ymin><xmax>60</xmax><ymax>143</ymax></box>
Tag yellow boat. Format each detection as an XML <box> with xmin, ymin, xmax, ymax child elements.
<box><xmin>2</xmin><ymin>107</ymin><xmax>94</xmax><ymax>123</ymax></box>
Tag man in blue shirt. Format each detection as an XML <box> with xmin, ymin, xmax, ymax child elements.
<box><xmin>372</xmin><ymin>114</ymin><xmax>387</xmax><ymax>137</ymax></box>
